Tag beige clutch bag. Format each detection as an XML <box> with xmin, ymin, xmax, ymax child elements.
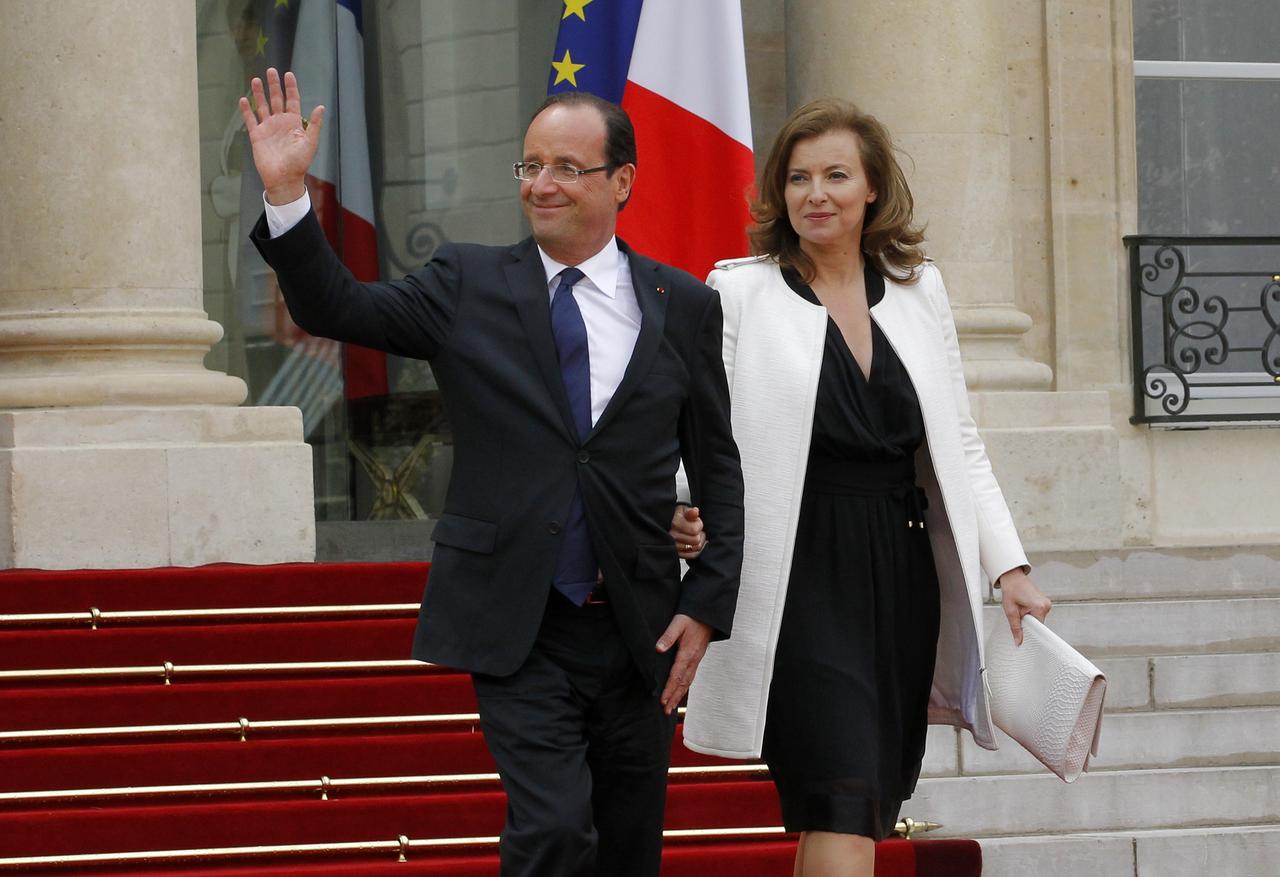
<box><xmin>984</xmin><ymin>615</ymin><xmax>1107</xmax><ymax>783</ymax></box>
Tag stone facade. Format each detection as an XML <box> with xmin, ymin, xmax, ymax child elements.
<box><xmin>1</xmin><ymin>0</ymin><xmax>1275</xmax><ymax>569</ymax></box>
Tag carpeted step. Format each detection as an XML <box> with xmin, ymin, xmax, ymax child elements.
<box><xmin>0</xmin><ymin>726</ymin><xmax>751</xmax><ymax>794</ymax></box>
<box><xmin>1</xmin><ymin>838</ymin><xmax>981</xmax><ymax>877</ymax></box>
<box><xmin>0</xmin><ymin>564</ymin><xmax>429</xmax><ymax>614</ymax></box>
<box><xmin>0</xmin><ymin>672</ymin><xmax>471</xmax><ymax>733</ymax></box>
<box><xmin>0</xmin><ymin>781</ymin><xmax>781</xmax><ymax>858</ymax></box>
<box><xmin>0</xmin><ymin>732</ymin><xmax>492</xmax><ymax>794</ymax></box>
<box><xmin>0</xmin><ymin>619</ymin><xmax>418</xmax><ymax>669</ymax></box>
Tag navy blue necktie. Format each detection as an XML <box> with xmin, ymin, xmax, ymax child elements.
<box><xmin>549</xmin><ymin>267</ymin><xmax>597</xmax><ymax>605</ymax></box>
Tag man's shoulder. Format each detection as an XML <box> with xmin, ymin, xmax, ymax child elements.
<box><xmin>618</xmin><ymin>240</ymin><xmax>710</xmax><ymax>294</ymax></box>
<box><xmin>436</xmin><ymin>239</ymin><xmax>523</xmax><ymax>265</ymax></box>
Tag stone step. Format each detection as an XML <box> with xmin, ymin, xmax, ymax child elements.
<box><xmin>1091</xmin><ymin>651</ymin><xmax>1280</xmax><ymax>711</ymax></box>
<box><xmin>980</xmin><ymin>824</ymin><xmax>1280</xmax><ymax>877</ymax></box>
<box><xmin>1022</xmin><ymin>545</ymin><xmax>1280</xmax><ymax>602</ymax></box>
<box><xmin>907</xmin><ymin>765</ymin><xmax>1280</xmax><ymax>838</ymax></box>
<box><xmin>982</xmin><ymin>596</ymin><xmax>1280</xmax><ymax>656</ymax></box>
<box><xmin>956</xmin><ymin>706</ymin><xmax>1280</xmax><ymax>776</ymax></box>
<box><xmin>1151</xmin><ymin>651</ymin><xmax>1280</xmax><ymax>708</ymax></box>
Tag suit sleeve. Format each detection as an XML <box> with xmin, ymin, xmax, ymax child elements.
<box><xmin>250</xmin><ymin>209</ymin><xmax>460</xmax><ymax>360</ymax></box>
<box><xmin>675</xmin><ymin>290</ymin><xmax>746</xmax><ymax>640</ymax></box>
<box><xmin>674</xmin><ymin>268</ymin><xmax>741</xmax><ymax>505</ymax></box>
<box><xmin>926</xmin><ymin>265</ymin><xmax>1030</xmax><ymax>582</ymax></box>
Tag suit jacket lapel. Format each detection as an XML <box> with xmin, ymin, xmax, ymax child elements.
<box><xmin>588</xmin><ymin>241</ymin><xmax>667</xmax><ymax>439</ymax></box>
<box><xmin>504</xmin><ymin>238</ymin><xmax>578</xmax><ymax>443</ymax></box>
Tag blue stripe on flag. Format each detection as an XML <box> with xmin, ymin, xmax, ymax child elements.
<box><xmin>337</xmin><ymin>0</ymin><xmax>363</xmax><ymax>34</ymax></box>
<box><xmin>547</xmin><ymin>0</ymin><xmax>643</xmax><ymax>104</ymax></box>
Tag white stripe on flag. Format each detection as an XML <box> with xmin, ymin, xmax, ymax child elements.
<box><xmin>625</xmin><ymin>0</ymin><xmax>753</xmax><ymax>150</ymax></box>
<box><xmin>290</xmin><ymin>0</ymin><xmax>375</xmax><ymax>224</ymax></box>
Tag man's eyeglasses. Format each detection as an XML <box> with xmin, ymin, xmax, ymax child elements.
<box><xmin>513</xmin><ymin>162</ymin><xmax>612</xmax><ymax>183</ymax></box>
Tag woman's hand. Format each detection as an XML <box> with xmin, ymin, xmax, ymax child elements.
<box><xmin>670</xmin><ymin>504</ymin><xmax>707</xmax><ymax>560</ymax></box>
<box><xmin>997</xmin><ymin>567</ymin><xmax>1051</xmax><ymax>646</ymax></box>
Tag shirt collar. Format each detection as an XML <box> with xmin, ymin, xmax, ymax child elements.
<box><xmin>536</xmin><ymin>236</ymin><xmax>621</xmax><ymax>300</ymax></box>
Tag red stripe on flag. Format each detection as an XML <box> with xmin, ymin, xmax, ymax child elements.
<box><xmin>307</xmin><ymin>176</ymin><xmax>388</xmax><ymax>400</ymax></box>
<box><xmin>619</xmin><ymin>81</ymin><xmax>755</xmax><ymax>279</ymax></box>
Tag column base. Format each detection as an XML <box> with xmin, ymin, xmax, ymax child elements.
<box><xmin>970</xmin><ymin>390</ymin><xmax>1124</xmax><ymax>553</ymax></box>
<box><xmin>953</xmin><ymin>304</ymin><xmax>1054</xmax><ymax>391</ymax></box>
<box><xmin>0</xmin><ymin>407</ymin><xmax>315</xmax><ymax>570</ymax></box>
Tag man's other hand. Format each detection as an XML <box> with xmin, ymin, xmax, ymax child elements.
<box><xmin>670</xmin><ymin>504</ymin><xmax>706</xmax><ymax>560</ymax></box>
<box><xmin>238</xmin><ymin>68</ymin><xmax>324</xmax><ymax>205</ymax></box>
<box><xmin>655</xmin><ymin>614</ymin><xmax>712</xmax><ymax>715</ymax></box>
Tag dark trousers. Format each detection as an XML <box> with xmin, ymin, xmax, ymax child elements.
<box><xmin>471</xmin><ymin>590</ymin><xmax>678</xmax><ymax>877</ymax></box>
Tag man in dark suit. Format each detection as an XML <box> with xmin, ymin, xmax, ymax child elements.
<box><xmin>241</xmin><ymin>69</ymin><xmax>744</xmax><ymax>877</ymax></box>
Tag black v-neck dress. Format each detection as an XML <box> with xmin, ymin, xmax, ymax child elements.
<box><xmin>760</xmin><ymin>263</ymin><xmax>942</xmax><ymax>840</ymax></box>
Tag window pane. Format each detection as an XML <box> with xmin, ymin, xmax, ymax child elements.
<box><xmin>1136</xmin><ymin>78</ymin><xmax>1280</xmax><ymax>235</ymax></box>
<box><xmin>197</xmin><ymin>0</ymin><xmax>560</xmax><ymax>524</ymax></box>
<box><xmin>1133</xmin><ymin>0</ymin><xmax>1280</xmax><ymax>62</ymax></box>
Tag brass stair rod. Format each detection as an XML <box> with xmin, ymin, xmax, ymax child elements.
<box><xmin>0</xmin><ymin>764</ymin><xmax>771</xmax><ymax>805</ymax></box>
<box><xmin>0</xmin><ymin>603</ymin><xmax>420</xmax><ymax>628</ymax></box>
<box><xmin>0</xmin><ymin>658</ymin><xmax>429</xmax><ymax>683</ymax></box>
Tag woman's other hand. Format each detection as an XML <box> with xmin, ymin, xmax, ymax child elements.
<box><xmin>997</xmin><ymin>567</ymin><xmax>1051</xmax><ymax>646</ymax></box>
<box><xmin>670</xmin><ymin>504</ymin><xmax>707</xmax><ymax>560</ymax></box>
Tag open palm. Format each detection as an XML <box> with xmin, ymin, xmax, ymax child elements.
<box><xmin>238</xmin><ymin>68</ymin><xmax>324</xmax><ymax>203</ymax></box>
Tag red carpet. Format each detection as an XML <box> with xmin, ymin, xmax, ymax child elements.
<box><xmin>0</xmin><ymin>563</ymin><xmax>980</xmax><ymax>875</ymax></box>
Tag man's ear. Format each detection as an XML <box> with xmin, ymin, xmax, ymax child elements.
<box><xmin>614</xmin><ymin>163</ymin><xmax>636</xmax><ymax>204</ymax></box>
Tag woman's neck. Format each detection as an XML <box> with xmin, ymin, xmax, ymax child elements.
<box><xmin>802</xmin><ymin>238</ymin><xmax>865</xmax><ymax>289</ymax></box>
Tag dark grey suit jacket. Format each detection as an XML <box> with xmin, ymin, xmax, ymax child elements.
<box><xmin>252</xmin><ymin>211</ymin><xmax>744</xmax><ymax>692</ymax></box>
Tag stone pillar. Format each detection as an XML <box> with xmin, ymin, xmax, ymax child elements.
<box><xmin>785</xmin><ymin>0</ymin><xmax>1052</xmax><ymax>391</ymax></box>
<box><xmin>783</xmin><ymin>0</ymin><xmax>1125</xmax><ymax>553</ymax></box>
<box><xmin>0</xmin><ymin>2</ymin><xmax>314</xmax><ymax>569</ymax></box>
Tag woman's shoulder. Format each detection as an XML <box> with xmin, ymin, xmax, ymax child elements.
<box><xmin>706</xmin><ymin>254</ymin><xmax>780</xmax><ymax>286</ymax></box>
<box><xmin>705</xmin><ymin>255</ymin><xmax>788</xmax><ymax>303</ymax></box>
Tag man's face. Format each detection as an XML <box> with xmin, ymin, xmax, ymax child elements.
<box><xmin>520</xmin><ymin>104</ymin><xmax>634</xmax><ymax>263</ymax></box>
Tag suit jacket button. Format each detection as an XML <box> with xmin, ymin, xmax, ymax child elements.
<box><xmin>577</xmin><ymin>450</ymin><xmax>590</xmax><ymax>463</ymax></box>
<box><xmin>548</xmin><ymin>521</ymin><xmax>561</xmax><ymax>535</ymax></box>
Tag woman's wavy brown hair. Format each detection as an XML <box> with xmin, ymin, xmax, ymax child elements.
<box><xmin>748</xmin><ymin>98</ymin><xmax>926</xmax><ymax>283</ymax></box>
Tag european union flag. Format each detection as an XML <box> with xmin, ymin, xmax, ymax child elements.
<box><xmin>547</xmin><ymin>0</ymin><xmax>644</xmax><ymax>104</ymax></box>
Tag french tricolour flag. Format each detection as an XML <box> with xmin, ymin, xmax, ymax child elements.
<box><xmin>291</xmin><ymin>0</ymin><xmax>386</xmax><ymax>399</ymax></box>
<box><xmin>548</xmin><ymin>0</ymin><xmax>754</xmax><ymax>279</ymax></box>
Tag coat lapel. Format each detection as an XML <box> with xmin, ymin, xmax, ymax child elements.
<box><xmin>587</xmin><ymin>241</ymin><xmax>667</xmax><ymax>439</ymax></box>
<box><xmin>504</xmin><ymin>238</ymin><xmax>578</xmax><ymax>443</ymax></box>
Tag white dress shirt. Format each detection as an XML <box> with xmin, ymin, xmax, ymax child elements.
<box><xmin>263</xmin><ymin>190</ymin><xmax>642</xmax><ymax>427</ymax></box>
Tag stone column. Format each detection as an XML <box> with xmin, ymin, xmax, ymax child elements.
<box><xmin>785</xmin><ymin>0</ymin><xmax>1052</xmax><ymax>391</ymax></box>
<box><xmin>783</xmin><ymin>0</ymin><xmax>1126</xmax><ymax>552</ymax></box>
<box><xmin>0</xmin><ymin>2</ymin><xmax>314</xmax><ymax>569</ymax></box>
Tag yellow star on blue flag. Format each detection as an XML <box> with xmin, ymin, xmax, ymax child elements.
<box><xmin>562</xmin><ymin>0</ymin><xmax>593</xmax><ymax>21</ymax></box>
<box><xmin>551</xmin><ymin>49</ymin><xmax>586</xmax><ymax>87</ymax></box>
<box><xmin>546</xmin><ymin>0</ymin><xmax>642</xmax><ymax>103</ymax></box>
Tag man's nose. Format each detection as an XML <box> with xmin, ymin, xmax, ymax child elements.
<box><xmin>530</xmin><ymin>166</ymin><xmax>560</xmax><ymax>193</ymax></box>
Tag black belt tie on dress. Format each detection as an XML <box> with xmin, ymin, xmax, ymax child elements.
<box><xmin>804</xmin><ymin>455</ymin><xmax>927</xmax><ymax>527</ymax></box>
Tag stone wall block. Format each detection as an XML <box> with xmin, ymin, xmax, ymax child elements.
<box><xmin>3</xmin><ymin>446</ymin><xmax>171</xmax><ymax>570</ymax></box>
<box><xmin>167</xmin><ymin>442</ymin><xmax>314</xmax><ymax>567</ymax></box>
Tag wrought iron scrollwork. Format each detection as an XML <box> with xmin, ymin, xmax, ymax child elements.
<box><xmin>1138</xmin><ymin>245</ymin><xmax>1186</xmax><ymax>298</ymax></box>
<box><xmin>382</xmin><ymin>220</ymin><xmax>448</xmax><ymax>276</ymax></box>
<box><xmin>1140</xmin><ymin>364</ymin><xmax>1190</xmax><ymax>416</ymax></box>
<box><xmin>1262</xmin><ymin>277</ymin><xmax>1280</xmax><ymax>377</ymax></box>
<box><xmin>1126</xmin><ymin>235</ymin><xmax>1280</xmax><ymax>424</ymax></box>
<box><xmin>1168</xmin><ymin>286</ymin><xmax>1230</xmax><ymax>374</ymax></box>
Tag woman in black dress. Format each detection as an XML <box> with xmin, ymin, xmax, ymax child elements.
<box><xmin>680</xmin><ymin>99</ymin><xmax>1052</xmax><ymax>876</ymax></box>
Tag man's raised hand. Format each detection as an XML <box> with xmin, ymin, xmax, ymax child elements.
<box><xmin>238</xmin><ymin>68</ymin><xmax>324</xmax><ymax>206</ymax></box>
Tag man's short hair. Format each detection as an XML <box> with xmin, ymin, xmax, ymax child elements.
<box><xmin>530</xmin><ymin>92</ymin><xmax>637</xmax><ymax>208</ymax></box>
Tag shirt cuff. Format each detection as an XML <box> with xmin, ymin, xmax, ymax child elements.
<box><xmin>263</xmin><ymin>189</ymin><xmax>311</xmax><ymax>239</ymax></box>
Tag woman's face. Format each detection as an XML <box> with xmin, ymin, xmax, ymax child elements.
<box><xmin>783</xmin><ymin>129</ymin><xmax>877</xmax><ymax>252</ymax></box>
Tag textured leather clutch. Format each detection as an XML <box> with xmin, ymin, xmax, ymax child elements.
<box><xmin>984</xmin><ymin>615</ymin><xmax>1107</xmax><ymax>783</ymax></box>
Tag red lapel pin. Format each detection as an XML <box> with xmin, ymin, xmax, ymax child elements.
<box><xmin>656</xmin><ymin>287</ymin><xmax>665</xmax><ymax>295</ymax></box>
